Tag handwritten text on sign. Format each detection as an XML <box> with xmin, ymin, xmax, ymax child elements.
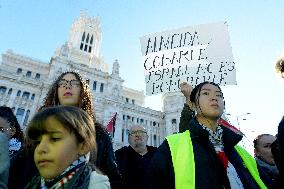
<box><xmin>140</xmin><ymin>22</ymin><xmax>236</xmax><ymax>95</ymax></box>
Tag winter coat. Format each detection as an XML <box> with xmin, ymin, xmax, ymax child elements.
<box><xmin>146</xmin><ymin>118</ymin><xmax>266</xmax><ymax>189</ymax></box>
<box><xmin>95</xmin><ymin>124</ymin><xmax>122</xmax><ymax>189</ymax></box>
<box><xmin>0</xmin><ymin>133</ymin><xmax>9</xmax><ymax>189</ymax></box>
<box><xmin>271</xmin><ymin>118</ymin><xmax>284</xmax><ymax>188</ymax></box>
<box><xmin>115</xmin><ymin>145</ymin><xmax>157</xmax><ymax>189</ymax></box>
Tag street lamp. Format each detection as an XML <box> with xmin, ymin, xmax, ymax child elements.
<box><xmin>226</xmin><ymin>113</ymin><xmax>251</xmax><ymax>130</ymax></box>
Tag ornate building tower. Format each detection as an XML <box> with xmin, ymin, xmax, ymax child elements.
<box><xmin>53</xmin><ymin>11</ymin><xmax>108</xmax><ymax>72</ymax></box>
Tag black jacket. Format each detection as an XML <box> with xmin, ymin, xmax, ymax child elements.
<box><xmin>146</xmin><ymin>118</ymin><xmax>263</xmax><ymax>189</ymax></box>
<box><xmin>95</xmin><ymin>124</ymin><xmax>122</xmax><ymax>189</ymax></box>
<box><xmin>179</xmin><ymin>103</ymin><xmax>195</xmax><ymax>133</ymax></box>
<box><xmin>271</xmin><ymin>118</ymin><xmax>284</xmax><ymax>188</ymax></box>
<box><xmin>115</xmin><ymin>145</ymin><xmax>157</xmax><ymax>189</ymax></box>
<box><xmin>8</xmin><ymin>122</ymin><xmax>121</xmax><ymax>189</ymax></box>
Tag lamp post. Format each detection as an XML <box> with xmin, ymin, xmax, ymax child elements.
<box><xmin>226</xmin><ymin>112</ymin><xmax>251</xmax><ymax>130</ymax></box>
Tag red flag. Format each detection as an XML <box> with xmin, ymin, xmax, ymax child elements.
<box><xmin>107</xmin><ymin>112</ymin><xmax>117</xmax><ymax>136</ymax></box>
<box><xmin>218</xmin><ymin>118</ymin><xmax>242</xmax><ymax>135</ymax></box>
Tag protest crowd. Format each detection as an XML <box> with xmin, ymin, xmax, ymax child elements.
<box><xmin>1</xmin><ymin>20</ymin><xmax>284</xmax><ymax>189</ymax></box>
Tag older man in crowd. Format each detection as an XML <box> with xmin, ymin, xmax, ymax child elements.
<box><xmin>115</xmin><ymin>125</ymin><xmax>157</xmax><ymax>189</ymax></box>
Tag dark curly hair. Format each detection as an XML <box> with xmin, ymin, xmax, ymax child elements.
<box><xmin>0</xmin><ymin>106</ymin><xmax>24</xmax><ymax>143</ymax></box>
<box><xmin>41</xmin><ymin>71</ymin><xmax>96</xmax><ymax>124</ymax></box>
<box><xmin>275</xmin><ymin>57</ymin><xmax>284</xmax><ymax>78</ymax></box>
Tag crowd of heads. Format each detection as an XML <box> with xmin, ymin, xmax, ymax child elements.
<box><xmin>1</xmin><ymin>66</ymin><xmax>283</xmax><ymax>188</ymax></box>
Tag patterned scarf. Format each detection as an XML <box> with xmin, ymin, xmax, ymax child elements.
<box><xmin>200</xmin><ymin>123</ymin><xmax>244</xmax><ymax>189</ymax></box>
<box><xmin>9</xmin><ymin>137</ymin><xmax>21</xmax><ymax>157</ymax></box>
<box><xmin>40</xmin><ymin>153</ymin><xmax>90</xmax><ymax>189</ymax></box>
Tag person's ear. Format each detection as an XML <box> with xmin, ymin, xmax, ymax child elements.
<box><xmin>78</xmin><ymin>142</ymin><xmax>89</xmax><ymax>155</ymax></box>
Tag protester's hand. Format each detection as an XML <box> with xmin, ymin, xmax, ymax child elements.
<box><xmin>180</xmin><ymin>82</ymin><xmax>193</xmax><ymax>99</ymax></box>
<box><xmin>180</xmin><ymin>82</ymin><xmax>193</xmax><ymax>108</ymax></box>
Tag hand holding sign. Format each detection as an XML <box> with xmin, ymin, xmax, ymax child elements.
<box><xmin>140</xmin><ymin>22</ymin><xmax>236</xmax><ymax>95</ymax></box>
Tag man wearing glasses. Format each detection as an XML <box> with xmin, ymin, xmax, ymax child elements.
<box><xmin>115</xmin><ymin>125</ymin><xmax>157</xmax><ymax>189</ymax></box>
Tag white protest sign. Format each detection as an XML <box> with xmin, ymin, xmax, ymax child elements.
<box><xmin>140</xmin><ymin>22</ymin><xmax>236</xmax><ymax>95</ymax></box>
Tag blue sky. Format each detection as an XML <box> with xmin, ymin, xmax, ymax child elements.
<box><xmin>1</xmin><ymin>0</ymin><xmax>284</xmax><ymax>148</ymax></box>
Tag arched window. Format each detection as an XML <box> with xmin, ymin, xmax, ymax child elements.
<box><xmin>84</xmin><ymin>44</ymin><xmax>88</xmax><ymax>52</ymax></box>
<box><xmin>22</xmin><ymin>92</ymin><xmax>30</xmax><ymax>99</ymax></box>
<box><xmin>100</xmin><ymin>83</ymin><xmax>104</xmax><ymax>93</ymax></box>
<box><xmin>90</xmin><ymin>35</ymin><xmax>94</xmax><ymax>44</ymax></box>
<box><xmin>31</xmin><ymin>94</ymin><xmax>35</xmax><ymax>100</ymax></box>
<box><xmin>0</xmin><ymin>86</ymin><xmax>7</xmax><ymax>94</ymax></box>
<box><xmin>93</xmin><ymin>81</ymin><xmax>97</xmax><ymax>91</ymax></box>
<box><xmin>81</xmin><ymin>32</ymin><xmax>86</xmax><ymax>42</ymax></box>
<box><xmin>8</xmin><ymin>88</ymin><xmax>12</xmax><ymax>95</ymax></box>
<box><xmin>23</xmin><ymin>110</ymin><xmax>30</xmax><ymax>126</ymax></box>
<box><xmin>26</xmin><ymin>71</ymin><xmax>31</xmax><ymax>77</ymax></box>
<box><xmin>17</xmin><ymin>68</ymin><xmax>22</xmax><ymax>74</ymax></box>
<box><xmin>35</xmin><ymin>73</ymin><xmax>40</xmax><ymax>79</ymax></box>
<box><xmin>86</xmin><ymin>34</ymin><xmax>90</xmax><ymax>43</ymax></box>
<box><xmin>17</xmin><ymin>90</ymin><xmax>21</xmax><ymax>97</ymax></box>
<box><xmin>16</xmin><ymin>108</ymin><xmax>25</xmax><ymax>125</ymax></box>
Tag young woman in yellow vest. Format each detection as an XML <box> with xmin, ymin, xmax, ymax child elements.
<box><xmin>146</xmin><ymin>81</ymin><xmax>267</xmax><ymax>189</ymax></box>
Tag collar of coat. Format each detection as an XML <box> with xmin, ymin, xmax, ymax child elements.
<box><xmin>188</xmin><ymin>118</ymin><xmax>243</xmax><ymax>149</ymax></box>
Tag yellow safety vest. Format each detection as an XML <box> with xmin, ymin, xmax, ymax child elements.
<box><xmin>166</xmin><ymin>130</ymin><xmax>267</xmax><ymax>189</ymax></box>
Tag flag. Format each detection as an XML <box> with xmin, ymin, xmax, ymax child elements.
<box><xmin>107</xmin><ymin>112</ymin><xmax>117</xmax><ymax>136</ymax></box>
<box><xmin>218</xmin><ymin>118</ymin><xmax>243</xmax><ymax>135</ymax></box>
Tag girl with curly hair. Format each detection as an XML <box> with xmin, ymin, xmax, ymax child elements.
<box><xmin>9</xmin><ymin>71</ymin><xmax>121</xmax><ymax>189</ymax></box>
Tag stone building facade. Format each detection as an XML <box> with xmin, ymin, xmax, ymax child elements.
<box><xmin>0</xmin><ymin>12</ymin><xmax>185</xmax><ymax>149</ymax></box>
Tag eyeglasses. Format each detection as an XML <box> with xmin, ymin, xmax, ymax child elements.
<box><xmin>58</xmin><ymin>79</ymin><xmax>81</xmax><ymax>88</ymax></box>
<box><xmin>0</xmin><ymin>127</ymin><xmax>11</xmax><ymax>133</ymax></box>
<box><xmin>129</xmin><ymin>130</ymin><xmax>147</xmax><ymax>136</ymax></box>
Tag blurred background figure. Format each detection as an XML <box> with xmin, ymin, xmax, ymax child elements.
<box><xmin>254</xmin><ymin>134</ymin><xmax>279</xmax><ymax>187</ymax></box>
<box><xmin>115</xmin><ymin>125</ymin><xmax>157</xmax><ymax>189</ymax></box>
<box><xmin>0</xmin><ymin>132</ymin><xmax>10</xmax><ymax>189</ymax></box>
<box><xmin>271</xmin><ymin>117</ymin><xmax>284</xmax><ymax>188</ymax></box>
<box><xmin>0</xmin><ymin>106</ymin><xmax>24</xmax><ymax>159</ymax></box>
<box><xmin>275</xmin><ymin>53</ymin><xmax>284</xmax><ymax>79</ymax></box>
